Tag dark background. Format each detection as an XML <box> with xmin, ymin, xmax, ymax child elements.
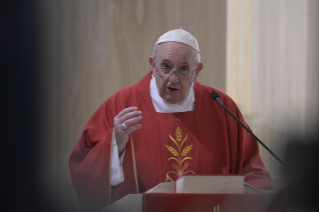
<box><xmin>2</xmin><ymin>1</ymin><xmax>46</xmax><ymax>211</ymax></box>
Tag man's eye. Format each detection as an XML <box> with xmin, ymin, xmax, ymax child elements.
<box><xmin>181</xmin><ymin>66</ymin><xmax>189</xmax><ymax>71</ymax></box>
<box><xmin>161</xmin><ymin>65</ymin><xmax>170</xmax><ymax>69</ymax></box>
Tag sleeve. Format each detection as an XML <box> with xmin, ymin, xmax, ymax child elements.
<box><xmin>110</xmin><ymin>133</ymin><xmax>125</xmax><ymax>186</ymax></box>
<box><xmin>69</xmin><ymin>101</ymin><xmax>116</xmax><ymax>212</ymax></box>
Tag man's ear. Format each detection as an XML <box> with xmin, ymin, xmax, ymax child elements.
<box><xmin>149</xmin><ymin>56</ymin><xmax>156</xmax><ymax>75</ymax></box>
<box><xmin>149</xmin><ymin>56</ymin><xmax>155</xmax><ymax>67</ymax></box>
<box><xmin>193</xmin><ymin>63</ymin><xmax>203</xmax><ymax>81</ymax></box>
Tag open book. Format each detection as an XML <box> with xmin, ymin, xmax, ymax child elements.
<box><xmin>146</xmin><ymin>175</ymin><xmax>265</xmax><ymax>194</ymax></box>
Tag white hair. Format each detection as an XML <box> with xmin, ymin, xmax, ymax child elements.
<box><xmin>152</xmin><ymin>44</ymin><xmax>201</xmax><ymax>64</ymax></box>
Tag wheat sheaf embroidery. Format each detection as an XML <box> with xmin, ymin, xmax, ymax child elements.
<box><xmin>165</xmin><ymin>127</ymin><xmax>195</xmax><ymax>181</ymax></box>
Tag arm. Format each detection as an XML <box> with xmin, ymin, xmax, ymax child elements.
<box><xmin>69</xmin><ymin>102</ymin><xmax>142</xmax><ymax>212</ymax></box>
<box><xmin>235</xmin><ymin>107</ymin><xmax>276</xmax><ymax>190</ymax></box>
<box><xmin>217</xmin><ymin>92</ymin><xmax>275</xmax><ymax>190</ymax></box>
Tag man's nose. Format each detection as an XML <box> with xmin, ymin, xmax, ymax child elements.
<box><xmin>168</xmin><ymin>70</ymin><xmax>180</xmax><ymax>83</ymax></box>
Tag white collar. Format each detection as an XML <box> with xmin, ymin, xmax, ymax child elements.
<box><xmin>150</xmin><ymin>75</ymin><xmax>195</xmax><ymax>113</ymax></box>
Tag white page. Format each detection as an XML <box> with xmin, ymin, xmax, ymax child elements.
<box><xmin>145</xmin><ymin>182</ymin><xmax>175</xmax><ymax>193</ymax></box>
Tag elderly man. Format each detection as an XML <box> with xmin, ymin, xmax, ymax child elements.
<box><xmin>69</xmin><ymin>29</ymin><xmax>274</xmax><ymax>212</ymax></box>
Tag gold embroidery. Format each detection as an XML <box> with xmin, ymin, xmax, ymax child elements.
<box><xmin>165</xmin><ymin>127</ymin><xmax>195</xmax><ymax>181</ymax></box>
<box><xmin>166</xmin><ymin>145</ymin><xmax>179</xmax><ymax>156</ymax></box>
<box><xmin>181</xmin><ymin>145</ymin><xmax>193</xmax><ymax>156</ymax></box>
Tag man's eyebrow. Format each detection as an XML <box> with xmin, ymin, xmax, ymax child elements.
<box><xmin>160</xmin><ymin>59</ymin><xmax>171</xmax><ymax>63</ymax></box>
<box><xmin>160</xmin><ymin>59</ymin><xmax>190</xmax><ymax>66</ymax></box>
<box><xmin>180</xmin><ymin>62</ymin><xmax>190</xmax><ymax>66</ymax></box>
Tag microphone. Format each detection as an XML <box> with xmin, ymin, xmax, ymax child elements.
<box><xmin>211</xmin><ymin>91</ymin><xmax>285</xmax><ymax>166</ymax></box>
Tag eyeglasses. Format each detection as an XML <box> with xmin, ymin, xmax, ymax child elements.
<box><xmin>155</xmin><ymin>64</ymin><xmax>197</xmax><ymax>79</ymax></box>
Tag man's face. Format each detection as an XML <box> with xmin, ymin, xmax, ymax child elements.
<box><xmin>149</xmin><ymin>42</ymin><xmax>203</xmax><ymax>104</ymax></box>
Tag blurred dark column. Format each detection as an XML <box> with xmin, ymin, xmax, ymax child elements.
<box><xmin>1</xmin><ymin>1</ymin><xmax>44</xmax><ymax>211</ymax></box>
<box><xmin>284</xmin><ymin>142</ymin><xmax>319</xmax><ymax>209</ymax></box>
<box><xmin>281</xmin><ymin>1</ymin><xmax>319</xmax><ymax>211</ymax></box>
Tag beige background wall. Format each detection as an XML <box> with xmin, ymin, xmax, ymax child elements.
<box><xmin>38</xmin><ymin>0</ymin><xmax>318</xmax><ymax>210</ymax></box>
<box><xmin>227</xmin><ymin>0</ymin><xmax>319</xmax><ymax>179</ymax></box>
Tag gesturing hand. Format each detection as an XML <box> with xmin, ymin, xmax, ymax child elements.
<box><xmin>114</xmin><ymin>107</ymin><xmax>142</xmax><ymax>154</ymax></box>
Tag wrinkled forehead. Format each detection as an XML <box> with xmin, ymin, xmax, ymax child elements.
<box><xmin>155</xmin><ymin>42</ymin><xmax>197</xmax><ymax>64</ymax></box>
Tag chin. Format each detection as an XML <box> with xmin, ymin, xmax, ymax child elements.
<box><xmin>163</xmin><ymin>96</ymin><xmax>181</xmax><ymax>104</ymax></box>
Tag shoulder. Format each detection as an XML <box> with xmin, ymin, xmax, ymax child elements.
<box><xmin>87</xmin><ymin>85</ymin><xmax>138</xmax><ymax>126</ymax></box>
<box><xmin>107</xmin><ymin>85</ymin><xmax>136</xmax><ymax>102</ymax></box>
<box><xmin>105</xmin><ymin>71</ymin><xmax>151</xmax><ymax>105</ymax></box>
<box><xmin>101</xmin><ymin>72</ymin><xmax>151</xmax><ymax>112</ymax></box>
<box><xmin>100</xmin><ymin>85</ymin><xmax>140</xmax><ymax>117</ymax></box>
<box><xmin>194</xmin><ymin>81</ymin><xmax>237</xmax><ymax>108</ymax></box>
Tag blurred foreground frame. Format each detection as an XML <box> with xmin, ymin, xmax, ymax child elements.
<box><xmin>277</xmin><ymin>135</ymin><xmax>319</xmax><ymax>212</ymax></box>
<box><xmin>3</xmin><ymin>0</ymin><xmax>317</xmax><ymax>211</ymax></box>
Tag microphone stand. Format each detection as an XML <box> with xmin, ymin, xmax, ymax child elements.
<box><xmin>213</xmin><ymin>93</ymin><xmax>285</xmax><ymax>166</ymax></box>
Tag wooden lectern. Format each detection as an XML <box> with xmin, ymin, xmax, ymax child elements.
<box><xmin>103</xmin><ymin>193</ymin><xmax>285</xmax><ymax>212</ymax></box>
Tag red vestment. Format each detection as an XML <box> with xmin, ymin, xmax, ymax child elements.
<box><xmin>69</xmin><ymin>71</ymin><xmax>275</xmax><ymax>212</ymax></box>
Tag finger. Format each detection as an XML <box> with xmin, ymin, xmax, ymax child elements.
<box><xmin>118</xmin><ymin>110</ymin><xmax>142</xmax><ymax>124</ymax></box>
<box><xmin>116</xmin><ymin>107</ymin><xmax>138</xmax><ymax>119</ymax></box>
<box><xmin>126</xmin><ymin>124</ymin><xmax>142</xmax><ymax>134</ymax></box>
<box><xmin>123</xmin><ymin>115</ymin><xmax>142</xmax><ymax>127</ymax></box>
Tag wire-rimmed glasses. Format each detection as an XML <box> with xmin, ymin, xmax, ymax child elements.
<box><xmin>155</xmin><ymin>64</ymin><xmax>197</xmax><ymax>79</ymax></box>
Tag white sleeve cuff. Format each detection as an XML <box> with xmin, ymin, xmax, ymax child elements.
<box><xmin>110</xmin><ymin>133</ymin><xmax>125</xmax><ymax>186</ymax></box>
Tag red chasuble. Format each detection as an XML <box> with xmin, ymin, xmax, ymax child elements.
<box><xmin>69</xmin><ymin>71</ymin><xmax>275</xmax><ymax>212</ymax></box>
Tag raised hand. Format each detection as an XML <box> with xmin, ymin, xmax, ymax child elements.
<box><xmin>114</xmin><ymin>107</ymin><xmax>142</xmax><ymax>154</ymax></box>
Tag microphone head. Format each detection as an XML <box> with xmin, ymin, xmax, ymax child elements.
<box><xmin>211</xmin><ymin>91</ymin><xmax>220</xmax><ymax>101</ymax></box>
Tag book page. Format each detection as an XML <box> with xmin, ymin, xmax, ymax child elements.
<box><xmin>145</xmin><ymin>182</ymin><xmax>175</xmax><ymax>193</ymax></box>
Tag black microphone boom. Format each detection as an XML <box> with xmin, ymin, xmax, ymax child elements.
<box><xmin>211</xmin><ymin>91</ymin><xmax>285</xmax><ymax>166</ymax></box>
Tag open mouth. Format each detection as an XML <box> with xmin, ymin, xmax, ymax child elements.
<box><xmin>167</xmin><ymin>87</ymin><xmax>179</xmax><ymax>91</ymax></box>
